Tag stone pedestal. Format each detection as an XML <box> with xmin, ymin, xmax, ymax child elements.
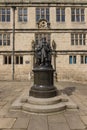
<box><xmin>29</xmin><ymin>67</ymin><xmax>57</xmax><ymax>98</ymax></box>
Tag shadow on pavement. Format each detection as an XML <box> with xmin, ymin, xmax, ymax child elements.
<box><xmin>59</xmin><ymin>87</ymin><xmax>76</xmax><ymax>96</ymax></box>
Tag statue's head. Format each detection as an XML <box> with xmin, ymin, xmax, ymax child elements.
<box><xmin>42</xmin><ymin>37</ymin><xmax>46</xmax><ymax>43</ymax></box>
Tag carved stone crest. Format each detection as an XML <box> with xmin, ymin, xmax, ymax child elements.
<box><xmin>37</xmin><ymin>19</ymin><xmax>50</xmax><ymax>29</ymax></box>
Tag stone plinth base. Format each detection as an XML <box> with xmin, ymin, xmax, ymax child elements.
<box><xmin>29</xmin><ymin>67</ymin><xmax>57</xmax><ymax>98</ymax></box>
<box><xmin>11</xmin><ymin>93</ymin><xmax>78</xmax><ymax>114</ymax></box>
<box><xmin>29</xmin><ymin>85</ymin><xmax>57</xmax><ymax>98</ymax></box>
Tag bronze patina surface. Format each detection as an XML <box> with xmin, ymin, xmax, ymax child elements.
<box><xmin>29</xmin><ymin>37</ymin><xmax>57</xmax><ymax>98</ymax></box>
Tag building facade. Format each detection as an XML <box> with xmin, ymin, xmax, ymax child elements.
<box><xmin>0</xmin><ymin>0</ymin><xmax>87</xmax><ymax>82</ymax></box>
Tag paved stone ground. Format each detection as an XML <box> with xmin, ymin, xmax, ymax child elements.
<box><xmin>0</xmin><ymin>81</ymin><xmax>87</xmax><ymax>130</ymax></box>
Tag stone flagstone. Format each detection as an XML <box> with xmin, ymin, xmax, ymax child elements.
<box><xmin>48</xmin><ymin>114</ymin><xmax>66</xmax><ymax>123</ymax></box>
<box><xmin>0</xmin><ymin>81</ymin><xmax>86</xmax><ymax>130</ymax></box>
<box><xmin>80</xmin><ymin>116</ymin><xmax>87</xmax><ymax>126</ymax></box>
<box><xmin>49</xmin><ymin>122</ymin><xmax>70</xmax><ymax>130</ymax></box>
<box><xmin>65</xmin><ymin>114</ymin><xmax>86</xmax><ymax>130</ymax></box>
<box><xmin>13</xmin><ymin>118</ymin><xmax>30</xmax><ymax>128</ymax></box>
<box><xmin>0</xmin><ymin>118</ymin><xmax>16</xmax><ymax>128</ymax></box>
<box><xmin>28</xmin><ymin>115</ymin><xmax>48</xmax><ymax>130</ymax></box>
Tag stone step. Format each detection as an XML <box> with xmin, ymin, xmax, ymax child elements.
<box><xmin>22</xmin><ymin>102</ymin><xmax>66</xmax><ymax>113</ymax></box>
<box><xmin>21</xmin><ymin>95</ymin><xmax>68</xmax><ymax>105</ymax></box>
<box><xmin>11</xmin><ymin>94</ymin><xmax>78</xmax><ymax>114</ymax></box>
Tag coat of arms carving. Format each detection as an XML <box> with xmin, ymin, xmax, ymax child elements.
<box><xmin>37</xmin><ymin>19</ymin><xmax>50</xmax><ymax>29</ymax></box>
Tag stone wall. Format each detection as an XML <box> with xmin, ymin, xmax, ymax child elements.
<box><xmin>0</xmin><ymin>3</ymin><xmax>87</xmax><ymax>82</ymax></box>
<box><xmin>0</xmin><ymin>55</ymin><xmax>33</xmax><ymax>81</ymax></box>
<box><xmin>55</xmin><ymin>55</ymin><xmax>87</xmax><ymax>82</ymax></box>
<box><xmin>0</xmin><ymin>0</ymin><xmax>87</xmax><ymax>4</ymax></box>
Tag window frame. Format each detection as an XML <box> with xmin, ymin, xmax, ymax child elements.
<box><xmin>18</xmin><ymin>7</ymin><xmax>28</xmax><ymax>22</ymax></box>
<box><xmin>71</xmin><ymin>33</ymin><xmax>86</xmax><ymax>45</ymax></box>
<box><xmin>0</xmin><ymin>8</ymin><xmax>10</xmax><ymax>22</ymax></box>
<box><xmin>56</xmin><ymin>7</ymin><xmax>65</xmax><ymax>22</ymax></box>
<box><xmin>36</xmin><ymin>7</ymin><xmax>50</xmax><ymax>22</ymax></box>
<box><xmin>81</xmin><ymin>55</ymin><xmax>87</xmax><ymax>64</ymax></box>
<box><xmin>15</xmin><ymin>55</ymin><xmax>23</xmax><ymax>65</ymax></box>
<box><xmin>0</xmin><ymin>33</ymin><xmax>10</xmax><ymax>46</ymax></box>
<box><xmin>69</xmin><ymin>55</ymin><xmax>76</xmax><ymax>64</ymax></box>
<box><xmin>3</xmin><ymin>55</ymin><xmax>23</xmax><ymax>65</ymax></box>
<box><xmin>71</xmin><ymin>8</ymin><xmax>85</xmax><ymax>22</ymax></box>
<box><xmin>35</xmin><ymin>33</ymin><xmax>51</xmax><ymax>45</ymax></box>
<box><xmin>4</xmin><ymin>55</ymin><xmax>11</xmax><ymax>64</ymax></box>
